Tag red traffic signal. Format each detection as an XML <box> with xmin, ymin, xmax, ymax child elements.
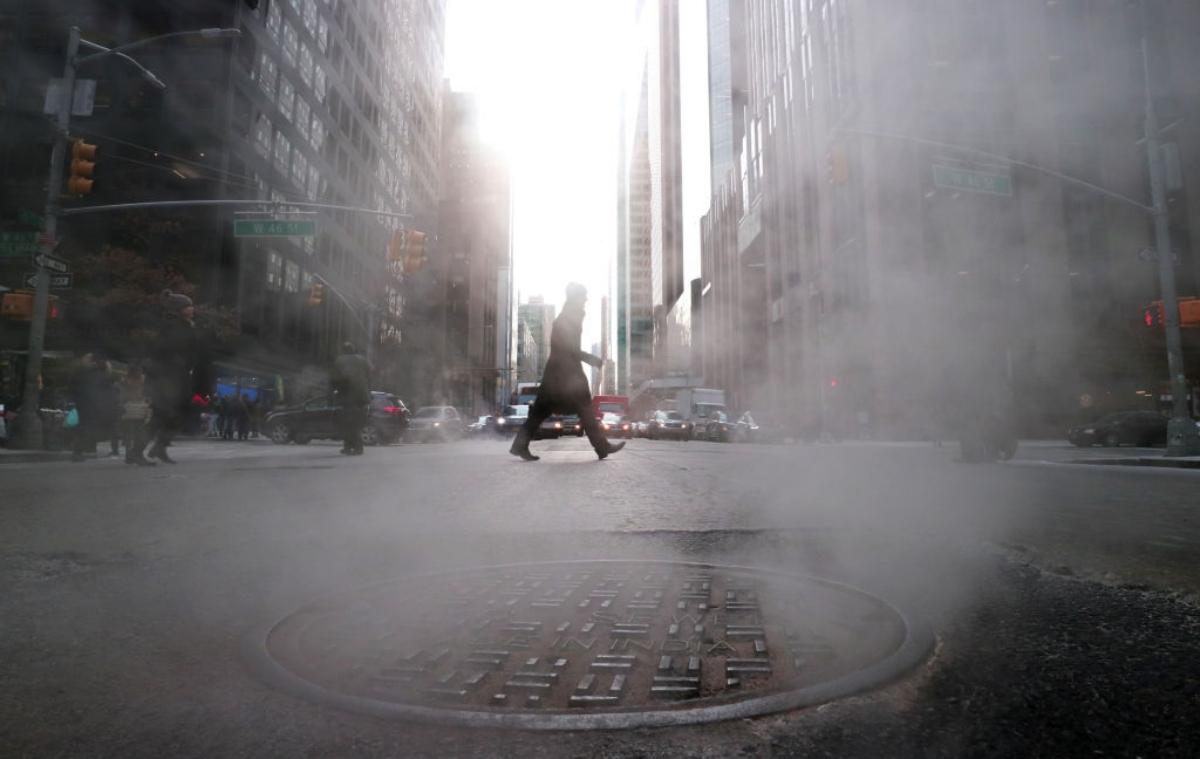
<box><xmin>67</xmin><ymin>139</ymin><xmax>98</xmax><ymax>195</ymax></box>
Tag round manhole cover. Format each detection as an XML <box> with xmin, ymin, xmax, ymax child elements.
<box><xmin>245</xmin><ymin>560</ymin><xmax>932</xmax><ymax>729</ymax></box>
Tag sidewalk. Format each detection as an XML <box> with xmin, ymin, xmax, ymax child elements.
<box><xmin>0</xmin><ymin>435</ymin><xmax>275</xmax><ymax>464</ymax></box>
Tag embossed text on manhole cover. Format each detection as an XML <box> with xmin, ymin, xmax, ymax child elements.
<box><xmin>244</xmin><ymin>560</ymin><xmax>932</xmax><ymax>729</ymax></box>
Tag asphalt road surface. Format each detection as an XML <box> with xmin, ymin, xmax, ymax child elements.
<box><xmin>2</xmin><ymin>436</ymin><xmax>1198</xmax><ymax>757</ymax></box>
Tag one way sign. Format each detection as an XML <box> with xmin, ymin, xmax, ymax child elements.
<box><xmin>25</xmin><ymin>272</ymin><xmax>72</xmax><ymax>289</ymax></box>
<box><xmin>32</xmin><ymin>252</ymin><xmax>69</xmax><ymax>273</ymax></box>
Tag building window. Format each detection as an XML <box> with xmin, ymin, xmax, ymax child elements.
<box><xmin>278</xmin><ymin>76</ymin><xmax>294</xmax><ymax>120</ymax></box>
<box><xmin>282</xmin><ymin>22</ymin><xmax>299</xmax><ymax>67</ymax></box>
<box><xmin>285</xmin><ymin>259</ymin><xmax>301</xmax><ymax>292</ymax></box>
<box><xmin>307</xmin><ymin>165</ymin><xmax>320</xmax><ymax>199</ymax></box>
<box><xmin>313</xmin><ymin>65</ymin><xmax>326</xmax><ymax>102</ymax></box>
<box><xmin>302</xmin><ymin>0</ymin><xmax>318</xmax><ymax>35</ymax></box>
<box><xmin>266</xmin><ymin>250</ymin><xmax>283</xmax><ymax>291</ymax></box>
<box><xmin>299</xmin><ymin>44</ymin><xmax>314</xmax><ymax>86</ymax></box>
<box><xmin>317</xmin><ymin>17</ymin><xmax>328</xmax><ymax>54</ymax></box>
<box><xmin>257</xmin><ymin>52</ymin><xmax>277</xmax><ymax>99</ymax></box>
<box><xmin>291</xmin><ymin>149</ymin><xmax>307</xmax><ymax>188</ymax></box>
<box><xmin>253</xmin><ymin>116</ymin><xmax>272</xmax><ymax>158</ymax></box>
<box><xmin>310</xmin><ymin>116</ymin><xmax>324</xmax><ymax>152</ymax></box>
<box><xmin>273</xmin><ymin>131</ymin><xmax>291</xmax><ymax>175</ymax></box>
<box><xmin>267</xmin><ymin>1</ymin><xmax>282</xmax><ymax>41</ymax></box>
<box><xmin>295</xmin><ymin>97</ymin><xmax>310</xmax><ymax>140</ymax></box>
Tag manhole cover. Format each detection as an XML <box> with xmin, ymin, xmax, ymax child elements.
<box><xmin>244</xmin><ymin>560</ymin><xmax>931</xmax><ymax>729</ymax></box>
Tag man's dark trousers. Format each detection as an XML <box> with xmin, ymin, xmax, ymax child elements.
<box><xmin>339</xmin><ymin>403</ymin><xmax>367</xmax><ymax>453</ymax></box>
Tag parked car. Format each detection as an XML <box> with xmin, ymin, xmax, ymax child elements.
<box><xmin>734</xmin><ymin>412</ymin><xmax>760</xmax><ymax>443</ymax></box>
<box><xmin>600</xmin><ymin>412</ymin><xmax>633</xmax><ymax>439</ymax></box>
<box><xmin>1068</xmin><ymin>410</ymin><xmax>1168</xmax><ymax>448</ymax></box>
<box><xmin>647</xmin><ymin>410</ymin><xmax>692</xmax><ymax>441</ymax></box>
<box><xmin>265</xmin><ymin>391</ymin><xmax>408</xmax><ymax>446</ymax></box>
<box><xmin>468</xmin><ymin>415</ymin><xmax>498</xmax><ymax>435</ymax></box>
<box><xmin>696</xmin><ymin>410</ymin><xmax>733</xmax><ymax>442</ymax></box>
<box><xmin>494</xmin><ymin>404</ymin><xmax>529</xmax><ymax>435</ymax></box>
<box><xmin>405</xmin><ymin>406</ymin><xmax>466</xmax><ymax>442</ymax></box>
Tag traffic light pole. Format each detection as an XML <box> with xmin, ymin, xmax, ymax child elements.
<box><xmin>1142</xmin><ymin>32</ymin><xmax>1200</xmax><ymax>455</ymax></box>
<box><xmin>12</xmin><ymin>26</ymin><xmax>78</xmax><ymax>449</ymax></box>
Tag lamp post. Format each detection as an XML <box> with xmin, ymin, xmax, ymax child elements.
<box><xmin>12</xmin><ymin>26</ymin><xmax>238</xmax><ymax>449</ymax></box>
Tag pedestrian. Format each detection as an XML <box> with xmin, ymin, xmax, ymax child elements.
<box><xmin>248</xmin><ymin>396</ymin><xmax>262</xmax><ymax>438</ymax></box>
<box><xmin>510</xmin><ymin>283</ymin><xmax>623</xmax><ymax>462</ymax></box>
<box><xmin>68</xmin><ymin>353</ymin><xmax>114</xmax><ymax>462</ymax></box>
<box><xmin>144</xmin><ymin>289</ymin><xmax>200</xmax><ymax>464</ymax></box>
<box><xmin>118</xmin><ymin>364</ymin><xmax>154</xmax><ymax>466</ymax></box>
<box><xmin>332</xmin><ymin>341</ymin><xmax>371</xmax><ymax>455</ymax></box>
<box><xmin>235</xmin><ymin>394</ymin><xmax>250</xmax><ymax>441</ymax></box>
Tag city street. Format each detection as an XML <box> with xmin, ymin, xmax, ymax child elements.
<box><xmin>2</xmin><ymin>437</ymin><xmax>1198</xmax><ymax>757</ymax></box>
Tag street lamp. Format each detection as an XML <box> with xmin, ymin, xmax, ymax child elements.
<box><xmin>11</xmin><ymin>26</ymin><xmax>240</xmax><ymax>449</ymax></box>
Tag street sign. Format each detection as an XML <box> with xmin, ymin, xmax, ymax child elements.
<box><xmin>1137</xmin><ymin>247</ymin><xmax>1180</xmax><ymax>264</ymax></box>
<box><xmin>233</xmin><ymin>219</ymin><xmax>317</xmax><ymax>238</ymax></box>
<box><xmin>932</xmin><ymin>164</ymin><xmax>1013</xmax><ymax>197</ymax></box>
<box><xmin>32</xmin><ymin>253</ymin><xmax>69</xmax><ymax>273</ymax></box>
<box><xmin>0</xmin><ymin>231</ymin><xmax>38</xmax><ymax>258</ymax></box>
<box><xmin>43</xmin><ymin>78</ymin><xmax>97</xmax><ymax>117</ymax></box>
<box><xmin>24</xmin><ymin>272</ymin><xmax>72</xmax><ymax>289</ymax></box>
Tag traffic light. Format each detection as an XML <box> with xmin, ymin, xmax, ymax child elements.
<box><xmin>1181</xmin><ymin>297</ymin><xmax>1200</xmax><ymax>328</ymax></box>
<box><xmin>402</xmin><ymin>230</ymin><xmax>426</xmax><ymax>274</ymax></box>
<box><xmin>67</xmin><ymin>139</ymin><xmax>98</xmax><ymax>195</ymax></box>
<box><xmin>0</xmin><ymin>291</ymin><xmax>58</xmax><ymax>320</ymax></box>
<box><xmin>307</xmin><ymin>281</ymin><xmax>324</xmax><ymax>307</ymax></box>
<box><xmin>825</xmin><ymin>142</ymin><xmax>849</xmax><ymax>185</ymax></box>
<box><xmin>1143</xmin><ymin>302</ymin><xmax>1163</xmax><ymax>327</ymax></box>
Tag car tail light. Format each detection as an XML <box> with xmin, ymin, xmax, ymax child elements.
<box><xmin>383</xmin><ymin>405</ymin><xmax>404</xmax><ymax>415</ymax></box>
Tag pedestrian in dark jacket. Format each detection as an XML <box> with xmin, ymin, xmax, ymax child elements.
<box><xmin>332</xmin><ymin>342</ymin><xmax>371</xmax><ymax>455</ymax></box>
<box><xmin>145</xmin><ymin>290</ymin><xmax>200</xmax><ymax>463</ymax></box>
<box><xmin>69</xmin><ymin>353</ymin><xmax>115</xmax><ymax>462</ymax></box>
<box><xmin>510</xmin><ymin>283</ymin><xmax>623</xmax><ymax>461</ymax></box>
<box><xmin>235</xmin><ymin>394</ymin><xmax>250</xmax><ymax>440</ymax></box>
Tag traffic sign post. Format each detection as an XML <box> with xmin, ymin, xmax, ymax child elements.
<box><xmin>24</xmin><ymin>272</ymin><xmax>72</xmax><ymax>289</ymax></box>
<box><xmin>233</xmin><ymin>219</ymin><xmax>317</xmax><ymax>238</ymax></box>
<box><xmin>32</xmin><ymin>252</ymin><xmax>69</xmax><ymax>273</ymax></box>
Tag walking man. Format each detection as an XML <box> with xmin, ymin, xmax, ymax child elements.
<box><xmin>332</xmin><ymin>341</ymin><xmax>371</xmax><ymax>455</ymax></box>
<box><xmin>145</xmin><ymin>290</ymin><xmax>200</xmax><ymax>464</ymax></box>
<box><xmin>510</xmin><ymin>283</ymin><xmax>624</xmax><ymax>462</ymax></box>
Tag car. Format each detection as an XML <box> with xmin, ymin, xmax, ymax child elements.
<box><xmin>264</xmin><ymin>391</ymin><xmax>408</xmax><ymax>446</ymax></box>
<box><xmin>734</xmin><ymin>411</ymin><xmax>760</xmax><ymax>443</ymax></box>
<box><xmin>405</xmin><ymin>406</ymin><xmax>466</xmax><ymax>442</ymax></box>
<box><xmin>538</xmin><ymin>413</ymin><xmax>572</xmax><ymax>439</ymax></box>
<box><xmin>468</xmin><ymin>415</ymin><xmax>498</xmax><ymax>435</ymax></box>
<box><xmin>493</xmin><ymin>404</ymin><xmax>529</xmax><ymax>435</ymax></box>
<box><xmin>600</xmin><ymin>412</ymin><xmax>633</xmax><ymax>439</ymax></box>
<box><xmin>562</xmin><ymin>414</ymin><xmax>585</xmax><ymax>436</ymax></box>
<box><xmin>646</xmin><ymin>410</ymin><xmax>691</xmax><ymax>440</ymax></box>
<box><xmin>1067</xmin><ymin>410</ymin><xmax>1168</xmax><ymax>448</ymax></box>
<box><xmin>696</xmin><ymin>410</ymin><xmax>733</xmax><ymax>442</ymax></box>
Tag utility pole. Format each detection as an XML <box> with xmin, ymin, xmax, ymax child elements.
<box><xmin>1141</xmin><ymin>7</ymin><xmax>1200</xmax><ymax>455</ymax></box>
<box><xmin>12</xmin><ymin>27</ymin><xmax>79</xmax><ymax>449</ymax></box>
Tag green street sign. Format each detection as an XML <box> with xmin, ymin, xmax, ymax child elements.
<box><xmin>932</xmin><ymin>164</ymin><xmax>1013</xmax><ymax>197</ymax></box>
<box><xmin>233</xmin><ymin>219</ymin><xmax>317</xmax><ymax>238</ymax></box>
<box><xmin>0</xmin><ymin>230</ymin><xmax>38</xmax><ymax>258</ymax></box>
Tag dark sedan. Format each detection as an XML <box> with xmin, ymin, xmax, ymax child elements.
<box><xmin>600</xmin><ymin>412</ymin><xmax>633</xmax><ymax>439</ymax></box>
<box><xmin>264</xmin><ymin>391</ymin><xmax>408</xmax><ymax>446</ymax></box>
<box><xmin>494</xmin><ymin>404</ymin><xmax>529</xmax><ymax>435</ymax></box>
<box><xmin>647</xmin><ymin>410</ymin><xmax>691</xmax><ymax>441</ymax></box>
<box><xmin>1068</xmin><ymin>410</ymin><xmax>1168</xmax><ymax>448</ymax></box>
<box><xmin>696</xmin><ymin>410</ymin><xmax>733</xmax><ymax>442</ymax></box>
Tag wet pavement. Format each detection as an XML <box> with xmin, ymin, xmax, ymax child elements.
<box><xmin>1</xmin><ymin>437</ymin><xmax>1198</xmax><ymax>756</ymax></box>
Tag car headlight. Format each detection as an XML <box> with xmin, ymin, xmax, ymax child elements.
<box><xmin>497</xmin><ymin>418</ymin><xmax>504</xmax><ymax>425</ymax></box>
<box><xmin>434</xmin><ymin>422</ymin><xmax>441</xmax><ymax>427</ymax></box>
<box><xmin>554</xmin><ymin>422</ymin><xmax>562</xmax><ymax>429</ymax></box>
<box><xmin>1083</xmin><ymin>428</ymin><xmax>1094</xmax><ymax>434</ymax></box>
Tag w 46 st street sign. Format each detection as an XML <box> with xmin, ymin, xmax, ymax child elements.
<box><xmin>233</xmin><ymin>219</ymin><xmax>317</xmax><ymax>238</ymax></box>
<box><xmin>932</xmin><ymin>164</ymin><xmax>1013</xmax><ymax>197</ymax></box>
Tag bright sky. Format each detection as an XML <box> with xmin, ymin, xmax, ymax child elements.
<box><xmin>445</xmin><ymin>0</ymin><xmax>710</xmax><ymax>344</ymax></box>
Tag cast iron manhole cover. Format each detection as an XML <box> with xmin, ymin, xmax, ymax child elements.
<box><xmin>244</xmin><ymin>560</ymin><xmax>932</xmax><ymax>729</ymax></box>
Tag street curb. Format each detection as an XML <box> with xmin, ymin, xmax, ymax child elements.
<box><xmin>0</xmin><ymin>450</ymin><xmax>73</xmax><ymax>464</ymax></box>
<box><xmin>241</xmin><ymin>559</ymin><xmax>935</xmax><ymax>731</ymax></box>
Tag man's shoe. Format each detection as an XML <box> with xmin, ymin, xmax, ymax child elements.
<box><xmin>509</xmin><ymin>445</ymin><xmax>539</xmax><ymax>461</ymax></box>
<box><xmin>147</xmin><ymin>445</ymin><xmax>176</xmax><ymax>464</ymax></box>
<box><xmin>598</xmin><ymin>441</ymin><xmax>626</xmax><ymax>460</ymax></box>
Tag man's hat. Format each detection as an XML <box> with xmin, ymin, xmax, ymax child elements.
<box><xmin>565</xmin><ymin>282</ymin><xmax>587</xmax><ymax>302</ymax></box>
